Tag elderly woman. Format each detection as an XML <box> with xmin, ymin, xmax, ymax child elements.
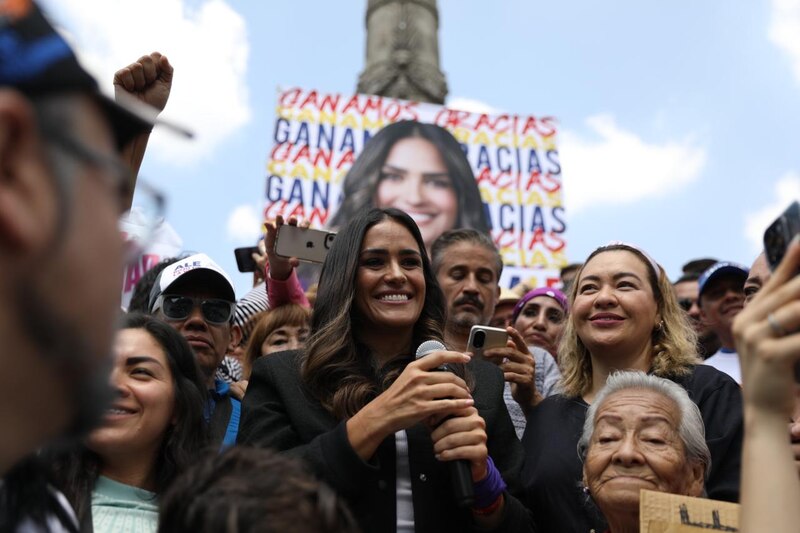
<box><xmin>522</xmin><ymin>242</ymin><xmax>742</xmax><ymax>533</ymax></box>
<box><xmin>238</xmin><ymin>208</ymin><xmax>530</xmax><ymax>532</ymax></box>
<box><xmin>579</xmin><ymin>371</ymin><xmax>708</xmax><ymax>533</ymax></box>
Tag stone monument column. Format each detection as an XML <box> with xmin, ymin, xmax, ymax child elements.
<box><xmin>357</xmin><ymin>0</ymin><xmax>448</xmax><ymax>104</ymax></box>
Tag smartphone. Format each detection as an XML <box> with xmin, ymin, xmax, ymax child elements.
<box><xmin>763</xmin><ymin>201</ymin><xmax>800</xmax><ymax>381</ymax></box>
<box><xmin>764</xmin><ymin>200</ymin><xmax>800</xmax><ymax>271</ymax></box>
<box><xmin>275</xmin><ymin>225</ymin><xmax>337</xmax><ymax>264</ymax></box>
<box><xmin>467</xmin><ymin>325</ymin><xmax>509</xmax><ymax>358</ymax></box>
<box><xmin>234</xmin><ymin>246</ymin><xmax>259</xmax><ymax>273</ymax></box>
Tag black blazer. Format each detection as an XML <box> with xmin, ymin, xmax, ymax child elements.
<box><xmin>238</xmin><ymin>350</ymin><xmax>533</xmax><ymax>533</ymax></box>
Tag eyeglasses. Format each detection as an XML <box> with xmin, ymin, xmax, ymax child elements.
<box><xmin>677</xmin><ymin>298</ymin><xmax>695</xmax><ymax>311</ymax></box>
<box><xmin>155</xmin><ymin>295</ymin><xmax>236</xmax><ymax>325</ymax></box>
<box><xmin>39</xmin><ymin>123</ymin><xmax>166</xmax><ymax>262</ymax></box>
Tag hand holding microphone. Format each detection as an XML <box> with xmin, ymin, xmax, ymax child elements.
<box><xmin>416</xmin><ymin>341</ymin><xmax>485</xmax><ymax>508</ymax></box>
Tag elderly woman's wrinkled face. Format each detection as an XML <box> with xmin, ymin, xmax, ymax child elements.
<box><xmin>583</xmin><ymin>389</ymin><xmax>704</xmax><ymax>513</ymax></box>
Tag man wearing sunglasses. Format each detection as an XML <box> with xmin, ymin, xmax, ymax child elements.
<box><xmin>673</xmin><ymin>271</ymin><xmax>720</xmax><ymax>359</ymax></box>
<box><xmin>149</xmin><ymin>253</ymin><xmax>243</xmax><ymax>447</ymax></box>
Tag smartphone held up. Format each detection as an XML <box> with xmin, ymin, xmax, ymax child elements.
<box><xmin>275</xmin><ymin>225</ymin><xmax>337</xmax><ymax>264</ymax></box>
<box><xmin>763</xmin><ymin>200</ymin><xmax>800</xmax><ymax>381</ymax></box>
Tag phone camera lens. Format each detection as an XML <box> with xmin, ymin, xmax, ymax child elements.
<box><xmin>473</xmin><ymin>330</ymin><xmax>485</xmax><ymax>348</ymax></box>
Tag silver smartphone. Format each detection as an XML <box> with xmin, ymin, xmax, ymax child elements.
<box><xmin>467</xmin><ymin>325</ymin><xmax>509</xmax><ymax>358</ymax></box>
<box><xmin>275</xmin><ymin>225</ymin><xmax>337</xmax><ymax>264</ymax></box>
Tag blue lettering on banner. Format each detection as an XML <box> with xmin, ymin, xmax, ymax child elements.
<box><xmin>526</xmin><ymin>150</ymin><xmax>542</xmax><ymax>174</ymax></box>
<box><xmin>274</xmin><ymin>118</ymin><xmax>290</xmax><ymax>144</ymax></box>
<box><xmin>288</xmin><ymin>179</ymin><xmax>304</xmax><ymax>204</ymax></box>
<box><xmin>497</xmin><ymin>146</ymin><xmax>512</xmax><ymax>173</ymax></box>
<box><xmin>340</xmin><ymin>128</ymin><xmax>355</xmax><ymax>152</ymax></box>
<box><xmin>551</xmin><ymin>206</ymin><xmax>566</xmax><ymax>233</ymax></box>
<box><xmin>499</xmin><ymin>203</ymin><xmax>514</xmax><ymax>231</ymax></box>
<box><xmin>546</xmin><ymin>150</ymin><xmax>561</xmax><ymax>175</ymax></box>
<box><xmin>266</xmin><ymin>175</ymin><xmax>283</xmax><ymax>202</ymax></box>
<box><xmin>476</xmin><ymin>145</ymin><xmax>491</xmax><ymax>169</ymax></box>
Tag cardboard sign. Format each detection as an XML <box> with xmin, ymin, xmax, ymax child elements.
<box><xmin>640</xmin><ymin>489</ymin><xmax>740</xmax><ymax>533</ymax></box>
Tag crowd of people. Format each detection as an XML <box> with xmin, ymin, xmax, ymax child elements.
<box><xmin>3</xmin><ymin>3</ymin><xmax>800</xmax><ymax>533</ymax></box>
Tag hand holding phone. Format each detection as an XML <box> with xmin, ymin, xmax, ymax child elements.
<box><xmin>467</xmin><ymin>325</ymin><xmax>509</xmax><ymax>358</ymax></box>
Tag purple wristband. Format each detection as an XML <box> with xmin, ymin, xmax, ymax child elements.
<box><xmin>472</xmin><ymin>456</ymin><xmax>507</xmax><ymax>509</ymax></box>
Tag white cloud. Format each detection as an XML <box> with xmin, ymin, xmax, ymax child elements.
<box><xmin>42</xmin><ymin>0</ymin><xmax>251</xmax><ymax>165</ymax></box>
<box><xmin>559</xmin><ymin>114</ymin><xmax>707</xmax><ymax>213</ymax></box>
<box><xmin>769</xmin><ymin>0</ymin><xmax>800</xmax><ymax>84</ymax></box>
<box><xmin>446</xmin><ymin>96</ymin><xmax>503</xmax><ymax>115</ymax></box>
<box><xmin>743</xmin><ymin>172</ymin><xmax>800</xmax><ymax>252</ymax></box>
<box><xmin>226</xmin><ymin>204</ymin><xmax>261</xmax><ymax>243</ymax></box>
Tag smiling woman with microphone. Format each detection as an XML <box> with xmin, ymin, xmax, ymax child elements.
<box><xmin>238</xmin><ymin>208</ymin><xmax>530</xmax><ymax>533</ymax></box>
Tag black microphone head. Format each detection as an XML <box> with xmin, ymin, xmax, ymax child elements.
<box><xmin>416</xmin><ymin>340</ymin><xmax>446</xmax><ymax>359</ymax></box>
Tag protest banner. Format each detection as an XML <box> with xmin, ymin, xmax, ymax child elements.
<box><xmin>120</xmin><ymin>219</ymin><xmax>183</xmax><ymax>310</ymax></box>
<box><xmin>266</xmin><ymin>87</ymin><xmax>566</xmax><ymax>289</ymax></box>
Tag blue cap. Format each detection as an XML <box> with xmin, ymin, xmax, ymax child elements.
<box><xmin>697</xmin><ymin>261</ymin><xmax>748</xmax><ymax>302</ymax></box>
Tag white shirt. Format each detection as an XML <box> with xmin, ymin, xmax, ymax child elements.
<box><xmin>703</xmin><ymin>348</ymin><xmax>741</xmax><ymax>384</ymax></box>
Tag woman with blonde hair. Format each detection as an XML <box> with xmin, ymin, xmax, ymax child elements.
<box><xmin>521</xmin><ymin>242</ymin><xmax>743</xmax><ymax>533</ymax></box>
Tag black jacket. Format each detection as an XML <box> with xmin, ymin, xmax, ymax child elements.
<box><xmin>521</xmin><ymin>364</ymin><xmax>743</xmax><ymax>533</ymax></box>
<box><xmin>238</xmin><ymin>350</ymin><xmax>533</xmax><ymax>533</ymax></box>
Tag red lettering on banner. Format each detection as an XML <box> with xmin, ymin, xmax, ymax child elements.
<box><xmin>320</xmin><ymin>93</ymin><xmax>340</xmax><ymax>112</ymax></box>
<box><xmin>123</xmin><ymin>254</ymin><xmax>160</xmax><ymax>293</ymax></box>
<box><xmin>474</xmin><ymin>114</ymin><xmax>493</xmax><ymax>131</ymax></box>
<box><xmin>493</xmin><ymin>230</ymin><xmax>518</xmax><ymax>249</ymax></box>
<box><xmin>271</xmin><ymin>142</ymin><xmax>292</xmax><ymax>161</ymax></box>
<box><xmin>476</xmin><ymin>167</ymin><xmax>516</xmax><ymax>189</ymax></box>
<box><xmin>539</xmin><ymin>117</ymin><xmax>558</xmax><ymax>137</ymax></box>
<box><xmin>337</xmin><ymin>150</ymin><xmax>355</xmax><ymax>169</ymax></box>
<box><xmin>299</xmin><ymin>90</ymin><xmax>319</xmax><ymax>109</ymax></box>
<box><xmin>523</xmin><ymin>172</ymin><xmax>561</xmax><ymax>193</ymax></box>
<box><xmin>279</xmin><ymin>88</ymin><xmax>302</xmax><ymax>108</ymax></box>
<box><xmin>341</xmin><ymin>94</ymin><xmax>362</xmax><ymax>114</ymax></box>
<box><xmin>311</xmin><ymin>149</ymin><xmax>333</xmax><ymax>167</ymax></box>
<box><xmin>403</xmin><ymin>101</ymin><xmax>420</xmax><ymax>121</ymax></box>
<box><xmin>525</xmin><ymin>229</ymin><xmax>565</xmax><ymax>252</ymax></box>
<box><xmin>435</xmin><ymin>109</ymin><xmax>471</xmax><ymax>129</ymax></box>
<box><xmin>292</xmin><ymin>145</ymin><xmax>311</xmax><ymax>164</ymax></box>
<box><xmin>308</xmin><ymin>207</ymin><xmax>329</xmax><ymax>226</ymax></box>
<box><xmin>264</xmin><ymin>200</ymin><xmax>288</xmax><ymax>220</ymax></box>
<box><xmin>384</xmin><ymin>101</ymin><xmax>402</xmax><ymax>121</ymax></box>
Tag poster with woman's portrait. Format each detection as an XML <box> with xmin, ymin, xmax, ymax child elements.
<box><xmin>266</xmin><ymin>87</ymin><xmax>566</xmax><ymax>288</ymax></box>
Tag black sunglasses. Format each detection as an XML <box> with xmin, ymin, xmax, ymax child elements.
<box><xmin>156</xmin><ymin>295</ymin><xmax>235</xmax><ymax>325</ymax></box>
<box><xmin>677</xmin><ymin>298</ymin><xmax>695</xmax><ymax>312</ymax></box>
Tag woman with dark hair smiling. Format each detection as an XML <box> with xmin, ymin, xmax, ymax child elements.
<box><xmin>48</xmin><ymin>313</ymin><xmax>208</xmax><ymax>532</ymax></box>
<box><xmin>522</xmin><ymin>242</ymin><xmax>743</xmax><ymax>533</ymax></box>
<box><xmin>329</xmin><ymin>121</ymin><xmax>490</xmax><ymax>252</ymax></box>
<box><xmin>239</xmin><ymin>208</ymin><xmax>530</xmax><ymax>532</ymax></box>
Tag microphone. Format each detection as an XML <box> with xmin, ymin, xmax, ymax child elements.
<box><xmin>415</xmin><ymin>340</ymin><xmax>475</xmax><ymax>508</ymax></box>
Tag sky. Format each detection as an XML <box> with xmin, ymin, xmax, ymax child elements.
<box><xmin>42</xmin><ymin>0</ymin><xmax>800</xmax><ymax>297</ymax></box>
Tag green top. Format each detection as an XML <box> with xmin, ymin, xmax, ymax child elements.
<box><xmin>91</xmin><ymin>476</ymin><xmax>158</xmax><ymax>533</ymax></box>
